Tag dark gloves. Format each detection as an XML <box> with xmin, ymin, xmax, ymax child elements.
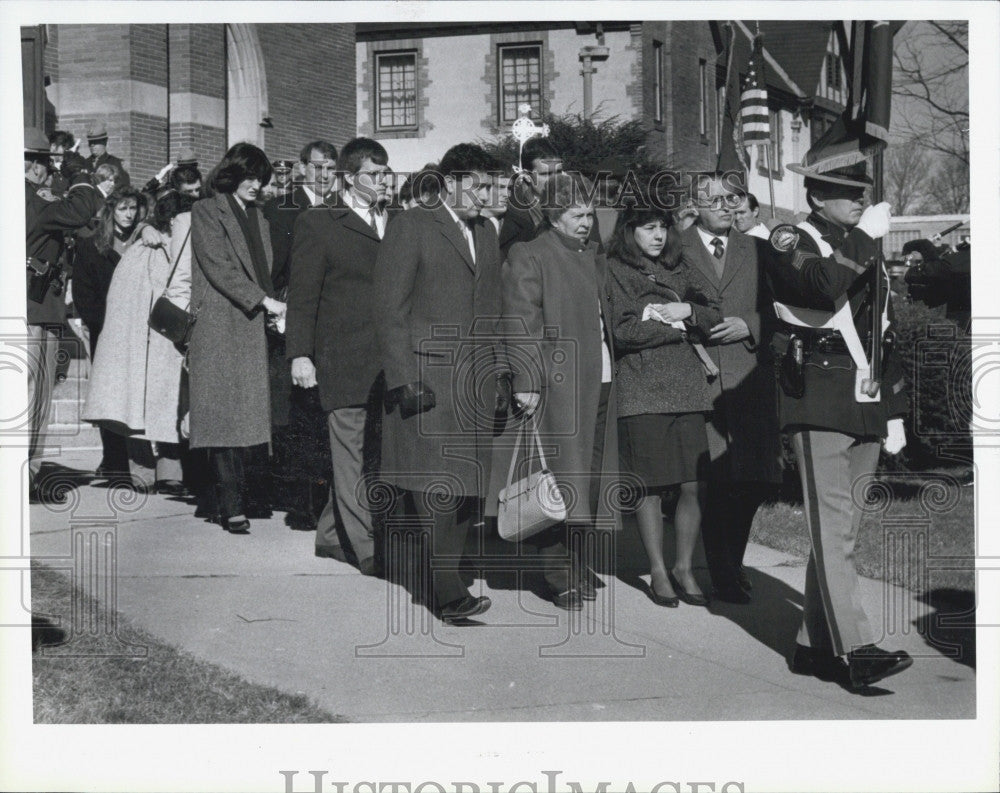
<box><xmin>495</xmin><ymin>372</ymin><xmax>513</xmax><ymax>415</ymax></box>
<box><xmin>385</xmin><ymin>381</ymin><xmax>436</xmax><ymax>419</ymax></box>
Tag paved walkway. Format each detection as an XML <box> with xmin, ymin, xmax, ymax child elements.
<box><xmin>28</xmin><ymin>449</ymin><xmax>975</xmax><ymax>722</ymax></box>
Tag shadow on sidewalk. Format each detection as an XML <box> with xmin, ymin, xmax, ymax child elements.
<box><xmin>706</xmin><ymin>569</ymin><xmax>805</xmax><ymax>659</ymax></box>
<box><xmin>913</xmin><ymin>588</ymin><xmax>976</xmax><ymax>669</ymax></box>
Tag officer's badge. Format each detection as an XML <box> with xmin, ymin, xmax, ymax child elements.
<box><xmin>769</xmin><ymin>225</ymin><xmax>799</xmax><ymax>253</ymax></box>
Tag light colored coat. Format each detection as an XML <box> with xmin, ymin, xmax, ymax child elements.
<box><xmin>187</xmin><ymin>193</ymin><xmax>274</xmax><ymax>449</ymax></box>
<box><xmin>82</xmin><ymin>220</ymin><xmax>189</xmax><ymax>443</ymax></box>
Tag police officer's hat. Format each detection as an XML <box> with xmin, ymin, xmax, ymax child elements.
<box><xmin>272</xmin><ymin>159</ymin><xmax>295</xmax><ymax>171</ymax></box>
<box><xmin>86</xmin><ymin>123</ymin><xmax>109</xmax><ymax>142</ymax></box>
<box><xmin>24</xmin><ymin>126</ymin><xmax>51</xmax><ymax>158</ymax></box>
<box><xmin>787</xmin><ymin>116</ymin><xmax>874</xmax><ymax>189</ymax></box>
<box><xmin>176</xmin><ymin>147</ymin><xmax>199</xmax><ymax>167</ymax></box>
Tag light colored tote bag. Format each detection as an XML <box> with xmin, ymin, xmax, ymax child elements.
<box><xmin>497</xmin><ymin>415</ymin><xmax>567</xmax><ymax>542</ymax></box>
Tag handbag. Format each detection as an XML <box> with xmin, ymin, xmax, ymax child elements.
<box><xmin>497</xmin><ymin>415</ymin><xmax>567</xmax><ymax>542</ymax></box>
<box><xmin>148</xmin><ymin>227</ymin><xmax>196</xmax><ymax>347</ymax></box>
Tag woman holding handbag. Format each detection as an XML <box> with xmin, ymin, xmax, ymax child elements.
<box><xmin>187</xmin><ymin>143</ymin><xmax>284</xmax><ymax>535</ymax></box>
<box><xmin>494</xmin><ymin>172</ymin><xmax>620</xmax><ymax>612</ymax></box>
<box><xmin>607</xmin><ymin>200</ymin><xmax>722</xmax><ymax>607</ymax></box>
<box><xmin>82</xmin><ymin>191</ymin><xmax>195</xmax><ymax>493</ymax></box>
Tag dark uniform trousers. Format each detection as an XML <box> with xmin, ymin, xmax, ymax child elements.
<box><xmin>26</xmin><ymin>326</ymin><xmax>61</xmax><ymax>478</ymax></box>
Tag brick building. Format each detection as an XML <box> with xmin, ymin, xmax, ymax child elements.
<box><xmin>22</xmin><ymin>24</ymin><xmax>357</xmax><ymax>187</ymax></box>
<box><xmin>356</xmin><ymin>20</ymin><xmax>850</xmax><ymax>219</ymax></box>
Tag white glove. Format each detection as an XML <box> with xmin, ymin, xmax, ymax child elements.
<box><xmin>155</xmin><ymin>162</ymin><xmax>175</xmax><ymax>183</ymax></box>
<box><xmin>856</xmin><ymin>202</ymin><xmax>892</xmax><ymax>240</ymax></box>
<box><xmin>883</xmin><ymin>417</ymin><xmax>907</xmax><ymax>455</ymax></box>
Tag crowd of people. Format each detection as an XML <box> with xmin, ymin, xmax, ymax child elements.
<box><xmin>25</xmin><ymin>118</ymin><xmax>928</xmax><ymax>692</ymax></box>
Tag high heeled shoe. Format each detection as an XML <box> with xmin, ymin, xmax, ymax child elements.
<box><xmin>648</xmin><ymin>574</ymin><xmax>679</xmax><ymax>607</ymax></box>
<box><xmin>668</xmin><ymin>571</ymin><xmax>709</xmax><ymax>606</ymax></box>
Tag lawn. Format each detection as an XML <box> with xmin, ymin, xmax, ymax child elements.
<box><xmin>31</xmin><ymin>563</ymin><xmax>345</xmax><ymax>723</ymax></box>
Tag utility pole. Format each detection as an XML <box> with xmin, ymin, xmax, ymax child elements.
<box><xmin>578</xmin><ymin>24</ymin><xmax>609</xmax><ymax>118</ymax></box>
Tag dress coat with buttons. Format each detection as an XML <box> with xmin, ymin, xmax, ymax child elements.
<box><xmin>678</xmin><ymin>224</ymin><xmax>782</xmax><ymax>483</ymax></box>
<box><xmin>187</xmin><ymin>193</ymin><xmax>274</xmax><ymax>450</ymax></box>
<box><xmin>286</xmin><ymin>197</ymin><xmax>384</xmax><ymax>412</ymax></box>
<box><xmin>373</xmin><ymin>203</ymin><xmax>503</xmax><ymax>497</ymax></box>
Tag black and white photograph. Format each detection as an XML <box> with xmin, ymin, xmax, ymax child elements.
<box><xmin>2</xmin><ymin>2</ymin><xmax>998</xmax><ymax>792</ymax></box>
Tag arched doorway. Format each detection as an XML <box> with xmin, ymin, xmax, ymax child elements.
<box><xmin>226</xmin><ymin>23</ymin><xmax>268</xmax><ymax>147</ymax></box>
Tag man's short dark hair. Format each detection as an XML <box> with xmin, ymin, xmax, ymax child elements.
<box><xmin>399</xmin><ymin>168</ymin><xmax>445</xmax><ymax>206</ymax></box>
<box><xmin>337</xmin><ymin>137</ymin><xmax>388</xmax><ymax>175</ymax></box>
<box><xmin>745</xmin><ymin>192</ymin><xmax>760</xmax><ymax>212</ymax></box>
<box><xmin>520</xmin><ymin>137</ymin><xmax>560</xmax><ymax>172</ymax></box>
<box><xmin>150</xmin><ymin>190</ymin><xmax>197</xmax><ymax>233</ymax></box>
<box><xmin>48</xmin><ymin>130</ymin><xmax>75</xmax><ymax>150</ymax></box>
<box><xmin>438</xmin><ymin>143</ymin><xmax>500</xmax><ymax>178</ymax></box>
<box><xmin>298</xmin><ymin>140</ymin><xmax>337</xmax><ymax>165</ymax></box>
<box><xmin>169</xmin><ymin>164</ymin><xmax>202</xmax><ymax>191</ymax></box>
<box><xmin>211</xmin><ymin>142</ymin><xmax>273</xmax><ymax>194</ymax></box>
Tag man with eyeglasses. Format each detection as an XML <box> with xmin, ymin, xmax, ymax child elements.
<box><xmin>678</xmin><ymin>171</ymin><xmax>782</xmax><ymax>607</ymax></box>
<box><xmin>287</xmin><ymin>137</ymin><xmax>391</xmax><ymax>576</ymax></box>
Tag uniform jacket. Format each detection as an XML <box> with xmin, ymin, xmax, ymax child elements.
<box><xmin>679</xmin><ymin>224</ymin><xmax>782</xmax><ymax>483</ymax></box>
<box><xmin>486</xmin><ymin>228</ymin><xmax>620</xmax><ymax>524</ymax></box>
<box><xmin>187</xmin><ymin>193</ymin><xmax>274</xmax><ymax>449</ymax></box>
<box><xmin>608</xmin><ymin>254</ymin><xmax>722</xmax><ymax>418</ymax></box>
<box><xmin>286</xmin><ymin>197</ymin><xmax>384</xmax><ymax>411</ymax></box>
<box><xmin>86</xmin><ymin>152</ymin><xmax>130</xmax><ymax>187</ymax></box>
<box><xmin>373</xmin><ymin>203</ymin><xmax>503</xmax><ymax>496</ymax></box>
<box><xmin>26</xmin><ymin>179</ymin><xmax>103</xmax><ymax>326</ymax></box>
<box><xmin>761</xmin><ymin>211</ymin><xmax>909</xmax><ymax>437</ymax></box>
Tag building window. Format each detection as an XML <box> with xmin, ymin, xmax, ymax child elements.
<box><xmin>375</xmin><ymin>50</ymin><xmax>418</xmax><ymax>131</ymax></box>
<box><xmin>756</xmin><ymin>108</ymin><xmax>783</xmax><ymax>178</ymax></box>
<box><xmin>653</xmin><ymin>40</ymin><xmax>664</xmax><ymax>125</ymax></box>
<box><xmin>699</xmin><ymin>58</ymin><xmax>708</xmax><ymax>138</ymax></box>
<box><xmin>499</xmin><ymin>44</ymin><xmax>542</xmax><ymax>124</ymax></box>
<box><xmin>826</xmin><ymin>53</ymin><xmax>842</xmax><ymax>91</ymax></box>
<box><xmin>716</xmin><ymin>85</ymin><xmax>725</xmax><ymax>154</ymax></box>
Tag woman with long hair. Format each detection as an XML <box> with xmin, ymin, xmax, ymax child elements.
<box><xmin>187</xmin><ymin>143</ymin><xmax>284</xmax><ymax>534</ymax></box>
<box><xmin>606</xmin><ymin>199</ymin><xmax>722</xmax><ymax>607</ymax></box>
<box><xmin>82</xmin><ymin>190</ymin><xmax>196</xmax><ymax>491</ymax></box>
<box><xmin>73</xmin><ymin>186</ymin><xmax>146</xmax><ymax>477</ymax></box>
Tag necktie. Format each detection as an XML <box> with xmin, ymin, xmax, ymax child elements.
<box><xmin>458</xmin><ymin>219</ymin><xmax>476</xmax><ymax>263</ymax></box>
<box><xmin>711</xmin><ymin>237</ymin><xmax>725</xmax><ymax>259</ymax></box>
<box><xmin>368</xmin><ymin>208</ymin><xmax>381</xmax><ymax>238</ymax></box>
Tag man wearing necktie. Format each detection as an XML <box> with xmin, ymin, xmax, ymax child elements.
<box><xmin>286</xmin><ymin>138</ymin><xmax>391</xmax><ymax>576</ymax></box>
<box><xmin>678</xmin><ymin>172</ymin><xmax>782</xmax><ymax>605</ymax></box>
<box><xmin>374</xmin><ymin>143</ymin><xmax>507</xmax><ymax>623</ymax></box>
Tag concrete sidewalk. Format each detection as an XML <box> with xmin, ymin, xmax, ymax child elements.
<box><xmin>28</xmin><ymin>449</ymin><xmax>975</xmax><ymax>722</ymax></box>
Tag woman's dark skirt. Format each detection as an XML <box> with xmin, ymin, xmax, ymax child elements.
<box><xmin>618</xmin><ymin>411</ymin><xmax>709</xmax><ymax>489</ymax></box>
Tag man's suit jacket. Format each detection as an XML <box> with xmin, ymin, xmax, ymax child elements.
<box><xmin>286</xmin><ymin>199</ymin><xmax>384</xmax><ymax>412</ymax></box>
<box><xmin>373</xmin><ymin>203</ymin><xmax>503</xmax><ymax>496</ymax></box>
<box><xmin>679</xmin><ymin>224</ymin><xmax>781</xmax><ymax>483</ymax></box>
<box><xmin>86</xmin><ymin>152</ymin><xmax>130</xmax><ymax>187</ymax></box>
<box><xmin>262</xmin><ymin>186</ymin><xmax>336</xmax><ymax>294</ymax></box>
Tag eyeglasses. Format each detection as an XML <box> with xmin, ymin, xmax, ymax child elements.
<box><xmin>692</xmin><ymin>193</ymin><xmax>744</xmax><ymax>210</ymax></box>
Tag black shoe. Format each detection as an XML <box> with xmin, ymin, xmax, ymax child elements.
<box><xmin>648</xmin><ymin>587</ymin><xmax>680</xmax><ymax>608</ymax></box>
<box><xmin>713</xmin><ymin>584</ymin><xmax>752</xmax><ymax>604</ymax></box>
<box><xmin>551</xmin><ymin>589</ymin><xmax>583</xmax><ymax>611</ymax></box>
<box><xmin>439</xmin><ymin>595</ymin><xmax>491</xmax><ymax>623</ymax></box>
<box><xmin>222</xmin><ymin>517</ymin><xmax>250</xmax><ymax>534</ymax></box>
<box><xmin>315</xmin><ymin>545</ymin><xmax>349</xmax><ymax>562</ymax></box>
<box><xmin>577</xmin><ymin>578</ymin><xmax>598</xmax><ymax>601</ymax></box>
<box><xmin>736</xmin><ymin>566</ymin><xmax>753</xmax><ymax>592</ymax></box>
<box><xmin>153</xmin><ymin>480</ymin><xmax>189</xmax><ymax>497</ymax></box>
<box><xmin>848</xmin><ymin>645</ymin><xmax>913</xmax><ymax>689</ymax></box>
<box><xmin>29</xmin><ymin>483</ymin><xmax>67</xmax><ymax>505</ymax></box>
<box><xmin>789</xmin><ymin>644</ymin><xmax>849</xmax><ymax>683</ymax></box>
<box><xmin>668</xmin><ymin>571</ymin><xmax>709</xmax><ymax>606</ymax></box>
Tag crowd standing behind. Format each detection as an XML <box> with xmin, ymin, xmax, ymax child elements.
<box><xmin>24</xmin><ymin>114</ymin><xmax>936</xmax><ymax>691</ymax></box>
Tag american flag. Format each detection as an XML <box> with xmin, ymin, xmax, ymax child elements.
<box><xmin>740</xmin><ymin>35</ymin><xmax>770</xmax><ymax>145</ymax></box>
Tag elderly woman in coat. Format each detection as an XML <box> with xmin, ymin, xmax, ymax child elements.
<box><xmin>607</xmin><ymin>201</ymin><xmax>722</xmax><ymax>608</ymax></box>
<box><xmin>496</xmin><ymin>172</ymin><xmax>619</xmax><ymax>612</ymax></box>
<box><xmin>82</xmin><ymin>191</ymin><xmax>195</xmax><ymax>492</ymax></box>
<box><xmin>188</xmin><ymin>143</ymin><xmax>285</xmax><ymax>534</ymax></box>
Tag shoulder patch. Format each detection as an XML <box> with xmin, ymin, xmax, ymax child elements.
<box><xmin>769</xmin><ymin>224</ymin><xmax>800</xmax><ymax>253</ymax></box>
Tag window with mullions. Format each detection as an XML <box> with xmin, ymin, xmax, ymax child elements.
<box><xmin>499</xmin><ymin>44</ymin><xmax>542</xmax><ymax>124</ymax></box>
<box><xmin>375</xmin><ymin>51</ymin><xmax>417</xmax><ymax>131</ymax></box>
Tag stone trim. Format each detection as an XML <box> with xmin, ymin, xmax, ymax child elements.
<box><xmin>359</xmin><ymin>38</ymin><xmax>431</xmax><ymax>140</ymax></box>
<box><xmin>481</xmin><ymin>29</ymin><xmax>556</xmax><ymax>136</ymax></box>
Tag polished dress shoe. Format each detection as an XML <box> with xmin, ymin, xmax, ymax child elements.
<box><xmin>315</xmin><ymin>545</ymin><xmax>349</xmax><ymax>562</ymax></box>
<box><xmin>736</xmin><ymin>567</ymin><xmax>753</xmax><ymax>592</ymax></box>
<box><xmin>29</xmin><ymin>482</ymin><xmax>67</xmax><ymax>505</ymax></box>
<box><xmin>713</xmin><ymin>584</ymin><xmax>751</xmax><ymax>605</ymax></box>
<box><xmin>551</xmin><ymin>589</ymin><xmax>583</xmax><ymax>611</ymax></box>
<box><xmin>648</xmin><ymin>587</ymin><xmax>679</xmax><ymax>608</ymax></box>
<box><xmin>789</xmin><ymin>644</ymin><xmax>849</xmax><ymax>683</ymax></box>
<box><xmin>668</xmin><ymin>571</ymin><xmax>709</xmax><ymax>606</ymax></box>
<box><xmin>439</xmin><ymin>595</ymin><xmax>491</xmax><ymax>623</ymax></box>
<box><xmin>153</xmin><ymin>480</ymin><xmax>189</xmax><ymax>497</ymax></box>
<box><xmin>577</xmin><ymin>578</ymin><xmax>597</xmax><ymax>601</ymax></box>
<box><xmin>222</xmin><ymin>517</ymin><xmax>250</xmax><ymax>534</ymax></box>
<box><xmin>848</xmin><ymin>645</ymin><xmax>913</xmax><ymax>690</ymax></box>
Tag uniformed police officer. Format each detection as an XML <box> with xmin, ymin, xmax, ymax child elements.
<box><xmin>85</xmin><ymin>123</ymin><xmax>130</xmax><ymax>187</ymax></box>
<box><xmin>25</xmin><ymin>126</ymin><xmax>111</xmax><ymax>503</ymax></box>
<box><xmin>761</xmin><ymin>152</ymin><xmax>913</xmax><ymax>691</ymax></box>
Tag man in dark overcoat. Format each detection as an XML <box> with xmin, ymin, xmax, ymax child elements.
<box><xmin>24</xmin><ymin>126</ymin><xmax>110</xmax><ymax>502</ymax></box>
<box><xmin>85</xmin><ymin>123</ymin><xmax>130</xmax><ymax>187</ymax></box>
<box><xmin>287</xmin><ymin>137</ymin><xmax>390</xmax><ymax>574</ymax></box>
<box><xmin>373</xmin><ymin>143</ymin><xmax>506</xmax><ymax>623</ymax></box>
<box><xmin>679</xmin><ymin>173</ymin><xmax>781</xmax><ymax>604</ymax></box>
<box><xmin>762</xmin><ymin>149</ymin><xmax>913</xmax><ymax>690</ymax></box>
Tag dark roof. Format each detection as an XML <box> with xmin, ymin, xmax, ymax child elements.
<box><xmin>355</xmin><ymin>21</ymin><xmax>634</xmax><ymax>42</ymax></box>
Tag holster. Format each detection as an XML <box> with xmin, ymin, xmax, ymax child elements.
<box><xmin>26</xmin><ymin>258</ymin><xmax>58</xmax><ymax>304</ymax></box>
<box><xmin>777</xmin><ymin>334</ymin><xmax>805</xmax><ymax>398</ymax></box>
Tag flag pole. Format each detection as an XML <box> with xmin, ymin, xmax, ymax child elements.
<box><xmin>757</xmin><ymin>24</ymin><xmax>777</xmax><ymax>221</ymax></box>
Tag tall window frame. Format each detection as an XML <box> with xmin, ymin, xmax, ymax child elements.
<box><xmin>653</xmin><ymin>40</ymin><xmax>664</xmax><ymax>125</ymax></box>
<box><xmin>374</xmin><ymin>49</ymin><xmax>418</xmax><ymax>132</ymax></box>
<box><xmin>498</xmin><ymin>42</ymin><xmax>543</xmax><ymax>125</ymax></box>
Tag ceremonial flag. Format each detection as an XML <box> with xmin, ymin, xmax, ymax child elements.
<box><xmin>740</xmin><ymin>35</ymin><xmax>770</xmax><ymax>145</ymax></box>
<box><xmin>715</xmin><ymin>22</ymin><xmax>748</xmax><ymax>172</ymax></box>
